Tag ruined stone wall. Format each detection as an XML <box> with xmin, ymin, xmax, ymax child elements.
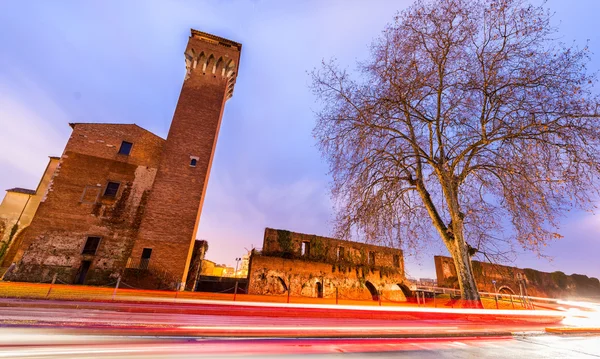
<box><xmin>248</xmin><ymin>254</ymin><xmax>408</xmax><ymax>301</ymax></box>
<box><xmin>434</xmin><ymin>255</ymin><xmax>600</xmax><ymax>299</ymax></box>
<box><xmin>262</xmin><ymin>228</ymin><xmax>405</xmax><ymax>274</ymax></box>
<box><xmin>247</xmin><ymin>228</ymin><xmax>408</xmax><ymax>301</ymax></box>
<box><xmin>5</xmin><ymin>124</ymin><xmax>164</xmax><ymax>285</ymax></box>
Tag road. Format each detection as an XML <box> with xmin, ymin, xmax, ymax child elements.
<box><xmin>0</xmin><ymin>298</ymin><xmax>566</xmax><ymax>337</ymax></box>
<box><xmin>0</xmin><ymin>329</ymin><xmax>599</xmax><ymax>358</ymax></box>
<box><xmin>0</xmin><ymin>297</ymin><xmax>597</xmax><ymax>358</ymax></box>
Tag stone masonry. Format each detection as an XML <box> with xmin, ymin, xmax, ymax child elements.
<box><xmin>434</xmin><ymin>255</ymin><xmax>600</xmax><ymax>299</ymax></box>
<box><xmin>247</xmin><ymin>228</ymin><xmax>410</xmax><ymax>301</ymax></box>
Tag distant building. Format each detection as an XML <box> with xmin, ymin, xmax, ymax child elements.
<box><xmin>3</xmin><ymin>29</ymin><xmax>241</xmax><ymax>290</ymax></box>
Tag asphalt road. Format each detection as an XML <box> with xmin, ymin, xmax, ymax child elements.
<box><xmin>0</xmin><ymin>298</ymin><xmax>565</xmax><ymax>338</ymax></box>
<box><xmin>0</xmin><ymin>329</ymin><xmax>599</xmax><ymax>358</ymax></box>
<box><xmin>0</xmin><ymin>297</ymin><xmax>596</xmax><ymax>357</ymax></box>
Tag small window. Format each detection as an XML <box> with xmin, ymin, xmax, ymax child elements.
<box><xmin>82</xmin><ymin>236</ymin><xmax>101</xmax><ymax>255</ymax></box>
<box><xmin>368</xmin><ymin>251</ymin><xmax>376</xmax><ymax>266</ymax></box>
<box><xmin>103</xmin><ymin>182</ymin><xmax>120</xmax><ymax>197</ymax></box>
<box><xmin>118</xmin><ymin>141</ymin><xmax>133</xmax><ymax>155</ymax></box>
<box><xmin>337</xmin><ymin>246</ymin><xmax>344</xmax><ymax>261</ymax></box>
<box><xmin>393</xmin><ymin>254</ymin><xmax>400</xmax><ymax>268</ymax></box>
<box><xmin>190</xmin><ymin>156</ymin><xmax>199</xmax><ymax>167</ymax></box>
<box><xmin>301</xmin><ymin>241</ymin><xmax>310</xmax><ymax>256</ymax></box>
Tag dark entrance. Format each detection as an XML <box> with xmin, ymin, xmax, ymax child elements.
<box><xmin>365</xmin><ymin>281</ymin><xmax>379</xmax><ymax>301</ymax></box>
<box><xmin>316</xmin><ymin>282</ymin><xmax>323</xmax><ymax>298</ymax></box>
<box><xmin>140</xmin><ymin>248</ymin><xmax>152</xmax><ymax>269</ymax></box>
<box><xmin>75</xmin><ymin>260</ymin><xmax>92</xmax><ymax>284</ymax></box>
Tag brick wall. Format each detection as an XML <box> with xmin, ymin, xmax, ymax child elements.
<box><xmin>5</xmin><ymin>124</ymin><xmax>164</xmax><ymax>285</ymax></box>
<box><xmin>248</xmin><ymin>254</ymin><xmax>409</xmax><ymax>301</ymax></box>
<box><xmin>130</xmin><ymin>30</ymin><xmax>242</xmax><ymax>289</ymax></box>
<box><xmin>434</xmin><ymin>255</ymin><xmax>600</xmax><ymax>298</ymax></box>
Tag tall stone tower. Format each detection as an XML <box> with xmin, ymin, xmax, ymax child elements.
<box><xmin>130</xmin><ymin>29</ymin><xmax>241</xmax><ymax>289</ymax></box>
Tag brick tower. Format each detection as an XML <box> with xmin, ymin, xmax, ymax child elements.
<box><xmin>130</xmin><ymin>29</ymin><xmax>241</xmax><ymax>289</ymax></box>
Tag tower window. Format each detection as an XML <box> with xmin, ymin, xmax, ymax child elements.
<box><xmin>190</xmin><ymin>156</ymin><xmax>199</xmax><ymax>167</ymax></box>
<box><xmin>118</xmin><ymin>141</ymin><xmax>133</xmax><ymax>155</ymax></box>
<box><xmin>103</xmin><ymin>181</ymin><xmax>120</xmax><ymax>197</ymax></box>
<box><xmin>82</xmin><ymin>236</ymin><xmax>101</xmax><ymax>255</ymax></box>
<box><xmin>393</xmin><ymin>254</ymin><xmax>400</xmax><ymax>268</ymax></box>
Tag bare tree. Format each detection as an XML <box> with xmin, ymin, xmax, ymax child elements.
<box><xmin>311</xmin><ymin>0</ymin><xmax>600</xmax><ymax>303</ymax></box>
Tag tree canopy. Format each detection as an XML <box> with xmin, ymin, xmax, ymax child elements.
<box><xmin>311</xmin><ymin>0</ymin><xmax>600</xmax><ymax>301</ymax></box>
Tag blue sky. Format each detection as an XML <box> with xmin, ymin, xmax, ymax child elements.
<box><xmin>0</xmin><ymin>0</ymin><xmax>599</xmax><ymax>279</ymax></box>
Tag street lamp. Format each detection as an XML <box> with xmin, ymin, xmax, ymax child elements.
<box><xmin>492</xmin><ymin>280</ymin><xmax>498</xmax><ymax>309</ymax></box>
<box><xmin>233</xmin><ymin>257</ymin><xmax>241</xmax><ymax>301</ymax></box>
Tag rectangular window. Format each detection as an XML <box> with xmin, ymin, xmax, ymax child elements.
<box><xmin>337</xmin><ymin>246</ymin><xmax>344</xmax><ymax>261</ymax></box>
<box><xmin>82</xmin><ymin>236</ymin><xmax>101</xmax><ymax>255</ymax></box>
<box><xmin>393</xmin><ymin>254</ymin><xmax>400</xmax><ymax>268</ymax></box>
<box><xmin>190</xmin><ymin>156</ymin><xmax>199</xmax><ymax>167</ymax></box>
<box><xmin>140</xmin><ymin>248</ymin><xmax>152</xmax><ymax>270</ymax></box>
<box><xmin>301</xmin><ymin>241</ymin><xmax>310</xmax><ymax>256</ymax></box>
<box><xmin>118</xmin><ymin>141</ymin><xmax>133</xmax><ymax>155</ymax></box>
<box><xmin>103</xmin><ymin>181</ymin><xmax>120</xmax><ymax>197</ymax></box>
<box><xmin>80</xmin><ymin>185</ymin><xmax>101</xmax><ymax>204</ymax></box>
<box><xmin>368</xmin><ymin>251</ymin><xmax>376</xmax><ymax>266</ymax></box>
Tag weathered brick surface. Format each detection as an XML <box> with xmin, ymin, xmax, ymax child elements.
<box><xmin>248</xmin><ymin>228</ymin><xmax>409</xmax><ymax>301</ymax></box>
<box><xmin>262</xmin><ymin>228</ymin><xmax>405</xmax><ymax>271</ymax></box>
<box><xmin>130</xmin><ymin>31</ymin><xmax>241</xmax><ymax>288</ymax></box>
<box><xmin>5</xmin><ymin>124</ymin><xmax>164</xmax><ymax>285</ymax></box>
<box><xmin>434</xmin><ymin>255</ymin><xmax>600</xmax><ymax>298</ymax></box>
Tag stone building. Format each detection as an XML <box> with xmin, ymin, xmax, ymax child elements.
<box><xmin>434</xmin><ymin>255</ymin><xmax>600</xmax><ymax>299</ymax></box>
<box><xmin>248</xmin><ymin>228</ymin><xmax>410</xmax><ymax>301</ymax></box>
<box><xmin>3</xmin><ymin>29</ymin><xmax>241</xmax><ymax>289</ymax></box>
<box><xmin>0</xmin><ymin>157</ymin><xmax>59</xmax><ymax>270</ymax></box>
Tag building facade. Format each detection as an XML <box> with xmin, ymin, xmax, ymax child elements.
<box><xmin>0</xmin><ymin>157</ymin><xmax>59</xmax><ymax>269</ymax></box>
<box><xmin>3</xmin><ymin>29</ymin><xmax>240</xmax><ymax>289</ymax></box>
<box><xmin>247</xmin><ymin>228</ymin><xmax>410</xmax><ymax>301</ymax></box>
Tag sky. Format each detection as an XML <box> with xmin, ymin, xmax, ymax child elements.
<box><xmin>0</xmin><ymin>0</ymin><xmax>599</xmax><ymax>280</ymax></box>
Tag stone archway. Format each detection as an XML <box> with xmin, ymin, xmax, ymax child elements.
<box><xmin>276</xmin><ymin>276</ymin><xmax>288</xmax><ymax>292</ymax></box>
<box><xmin>365</xmin><ymin>281</ymin><xmax>379</xmax><ymax>301</ymax></box>
<box><xmin>498</xmin><ymin>285</ymin><xmax>515</xmax><ymax>295</ymax></box>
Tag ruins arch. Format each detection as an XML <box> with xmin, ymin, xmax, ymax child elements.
<box><xmin>365</xmin><ymin>281</ymin><xmax>379</xmax><ymax>301</ymax></box>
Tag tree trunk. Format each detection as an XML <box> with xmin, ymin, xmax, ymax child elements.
<box><xmin>442</xmin><ymin>176</ymin><xmax>482</xmax><ymax>308</ymax></box>
<box><xmin>447</xmin><ymin>230</ymin><xmax>482</xmax><ymax>308</ymax></box>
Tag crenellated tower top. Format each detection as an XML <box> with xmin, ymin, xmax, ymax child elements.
<box><xmin>184</xmin><ymin>29</ymin><xmax>242</xmax><ymax>99</ymax></box>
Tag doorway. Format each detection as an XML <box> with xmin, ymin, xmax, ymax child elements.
<box><xmin>75</xmin><ymin>260</ymin><xmax>92</xmax><ymax>284</ymax></box>
<box><xmin>316</xmin><ymin>282</ymin><xmax>323</xmax><ymax>298</ymax></box>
